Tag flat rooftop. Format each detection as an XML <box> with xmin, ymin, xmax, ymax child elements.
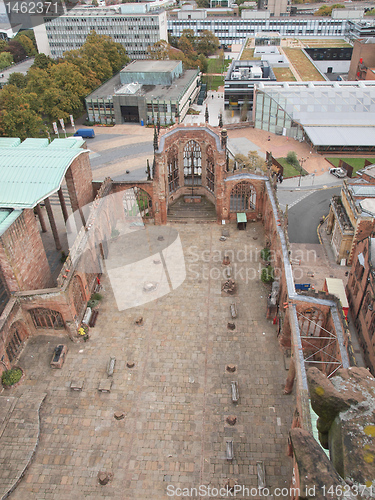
<box><xmin>121</xmin><ymin>60</ymin><xmax>181</xmax><ymax>74</ymax></box>
<box><xmin>87</xmin><ymin>69</ymin><xmax>199</xmax><ymax>101</ymax></box>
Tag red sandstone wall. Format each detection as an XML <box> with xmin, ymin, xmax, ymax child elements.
<box><xmin>65</xmin><ymin>153</ymin><xmax>94</xmax><ymax>213</ymax></box>
<box><xmin>0</xmin><ymin>210</ymin><xmax>53</xmax><ymax>292</ymax></box>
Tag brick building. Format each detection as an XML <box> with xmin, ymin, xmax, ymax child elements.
<box><xmin>346</xmin><ymin>236</ymin><xmax>375</xmax><ymax>374</ymax></box>
<box><xmin>0</xmin><ymin>137</ymin><xmax>95</xmax><ymax>370</ymax></box>
<box><xmin>326</xmin><ymin>180</ymin><xmax>375</xmax><ymax>265</ymax></box>
<box><xmin>348</xmin><ymin>37</ymin><xmax>375</xmax><ymax>81</ymax></box>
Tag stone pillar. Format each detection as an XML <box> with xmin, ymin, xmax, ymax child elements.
<box><xmin>58</xmin><ymin>188</ymin><xmax>69</xmax><ymax>223</ymax></box>
<box><xmin>44</xmin><ymin>197</ymin><xmax>62</xmax><ymax>251</ymax></box>
<box><xmin>284</xmin><ymin>357</ymin><xmax>296</xmax><ymax>394</ymax></box>
<box><xmin>35</xmin><ymin>204</ymin><xmax>47</xmax><ymax>233</ymax></box>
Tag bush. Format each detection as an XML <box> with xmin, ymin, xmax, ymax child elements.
<box><xmin>261</xmin><ymin>265</ymin><xmax>274</xmax><ymax>284</ymax></box>
<box><xmin>2</xmin><ymin>368</ymin><xmax>23</xmax><ymax>387</ymax></box>
<box><xmin>91</xmin><ymin>292</ymin><xmax>103</xmax><ymax>301</ymax></box>
<box><xmin>260</xmin><ymin>248</ymin><xmax>271</xmax><ymax>262</ymax></box>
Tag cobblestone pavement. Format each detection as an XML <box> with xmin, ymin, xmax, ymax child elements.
<box><xmin>8</xmin><ymin>223</ymin><xmax>295</xmax><ymax>500</ymax></box>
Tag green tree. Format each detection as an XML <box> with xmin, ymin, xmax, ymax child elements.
<box><xmin>0</xmin><ymin>85</ymin><xmax>44</xmax><ymax>140</ymax></box>
<box><xmin>32</xmin><ymin>53</ymin><xmax>55</xmax><ymax>70</ymax></box>
<box><xmin>197</xmin><ymin>53</ymin><xmax>208</xmax><ymax>73</ymax></box>
<box><xmin>196</xmin><ymin>30</ymin><xmax>220</xmax><ymax>56</ymax></box>
<box><xmin>16</xmin><ymin>35</ymin><xmax>37</xmax><ymax>56</ymax></box>
<box><xmin>196</xmin><ymin>0</ymin><xmax>209</xmax><ymax>7</ymax></box>
<box><xmin>0</xmin><ymin>52</ymin><xmax>13</xmax><ymax>70</ymax></box>
<box><xmin>7</xmin><ymin>72</ymin><xmax>27</xmax><ymax>88</ymax></box>
<box><xmin>181</xmin><ymin>29</ymin><xmax>196</xmax><ymax>48</ymax></box>
<box><xmin>286</xmin><ymin>150</ymin><xmax>299</xmax><ymax>167</ymax></box>
<box><xmin>178</xmin><ymin>35</ymin><xmax>197</xmax><ymax>60</ymax></box>
<box><xmin>314</xmin><ymin>3</ymin><xmax>345</xmax><ymax>15</ymax></box>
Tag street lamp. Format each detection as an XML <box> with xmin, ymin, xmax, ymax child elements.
<box><xmin>298</xmin><ymin>157</ymin><xmax>308</xmax><ymax>187</ymax></box>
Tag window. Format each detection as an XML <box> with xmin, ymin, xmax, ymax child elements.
<box><xmin>167</xmin><ymin>145</ymin><xmax>179</xmax><ymax>193</ymax></box>
<box><xmin>206</xmin><ymin>145</ymin><xmax>215</xmax><ymax>193</ymax></box>
<box><xmin>230</xmin><ymin>182</ymin><xmax>256</xmax><ymax>212</ymax></box>
<box><xmin>5</xmin><ymin>322</ymin><xmax>26</xmax><ymax>362</ymax></box>
<box><xmin>183</xmin><ymin>140</ymin><xmax>202</xmax><ymax>186</ymax></box>
<box><xmin>30</xmin><ymin>308</ymin><xmax>64</xmax><ymax>329</ymax></box>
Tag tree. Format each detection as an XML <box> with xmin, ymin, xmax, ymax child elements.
<box><xmin>181</xmin><ymin>29</ymin><xmax>196</xmax><ymax>49</ymax></box>
<box><xmin>0</xmin><ymin>85</ymin><xmax>44</xmax><ymax>140</ymax></box>
<box><xmin>196</xmin><ymin>0</ymin><xmax>209</xmax><ymax>7</ymax></box>
<box><xmin>3</xmin><ymin>40</ymin><xmax>27</xmax><ymax>63</ymax></box>
<box><xmin>197</xmin><ymin>53</ymin><xmax>208</xmax><ymax>73</ymax></box>
<box><xmin>16</xmin><ymin>35</ymin><xmax>37</xmax><ymax>56</ymax></box>
<box><xmin>0</xmin><ymin>52</ymin><xmax>13</xmax><ymax>70</ymax></box>
<box><xmin>247</xmin><ymin>150</ymin><xmax>265</xmax><ymax>171</ymax></box>
<box><xmin>178</xmin><ymin>35</ymin><xmax>197</xmax><ymax>60</ymax></box>
<box><xmin>241</xmin><ymin>97</ymin><xmax>249</xmax><ymax>122</ymax></box>
<box><xmin>7</xmin><ymin>72</ymin><xmax>27</xmax><ymax>88</ymax></box>
<box><xmin>314</xmin><ymin>3</ymin><xmax>345</xmax><ymax>15</ymax></box>
<box><xmin>148</xmin><ymin>40</ymin><xmax>171</xmax><ymax>60</ymax></box>
<box><xmin>32</xmin><ymin>53</ymin><xmax>55</xmax><ymax>70</ymax></box>
<box><xmin>196</xmin><ymin>30</ymin><xmax>220</xmax><ymax>57</ymax></box>
<box><xmin>286</xmin><ymin>151</ymin><xmax>299</xmax><ymax>168</ymax></box>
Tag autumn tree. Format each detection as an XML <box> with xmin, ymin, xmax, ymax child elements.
<box><xmin>0</xmin><ymin>85</ymin><xmax>45</xmax><ymax>140</ymax></box>
<box><xmin>7</xmin><ymin>72</ymin><xmax>27</xmax><ymax>88</ymax></box>
<box><xmin>148</xmin><ymin>40</ymin><xmax>171</xmax><ymax>60</ymax></box>
<box><xmin>0</xmin><ymin>52</ymin><xmax>13</xmax><ymax>70</ymax></box>
<box><xmin>196</xmin><ymin>30</ymin><xmax>220</xmax><ymax>56</ymax></box>
<box><xmin>3</xmin><ymin>40</ymin><xmax>27</xmax><ymax>63</ymax></box>
<box><xmin>16</xmin><ymin>35</ymin><xmax>37</xmax><ymax>56</ymax></box>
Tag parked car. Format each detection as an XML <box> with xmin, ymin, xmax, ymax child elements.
<box><xmin>329</xmin><ymin>167</ymin><xmax>346</xmax><ymax>178</ymax></box>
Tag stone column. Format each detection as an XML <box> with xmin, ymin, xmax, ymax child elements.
<box><xmin>58</xmin><ymin>188</ymin><xmax>69</xmax><ymax>223</ymax></box>
<box><xmin>35</xmin><ymin>204</ymin><xmax>47</xmax><ymax>233</ymax></box>
<box><xmin>44</xmin><ymin>197</ymin><xmax>62</xmax><ymax>251</ymax></box>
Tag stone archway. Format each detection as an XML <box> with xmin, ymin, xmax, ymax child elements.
<box><xmin>29</xmin><ymin>308</ymin><xmax>65</xmax><ymax>329</ymax></box>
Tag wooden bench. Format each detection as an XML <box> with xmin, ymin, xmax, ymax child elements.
<box><xmin>231</xmin><ymin>381</ymin><xmax>239</xmax><ymax>403</ymax></box>
<box><xmin>230</xmin><ymin>303</ymin><xmax>237</xmax><ymax>319</ymax></box>
<box><xmin>226</xmin><ymin>440</ymin><xmax>234</xmax><ymax>461</ymax></box>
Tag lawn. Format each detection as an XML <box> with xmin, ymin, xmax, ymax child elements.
<box><xmin>326</xmin><ymin>157</ymin><xmax>375</xmax><ymax>176</ymax></box>
<box><xmin>240</xmin><ymin>48</ymin><xmax>260</xmax><ymax>60</ymax></box>
<box><xmin>276</xmin><ymin>158</ymin><xmax>308</xmax><ymax>178</ymax></box>
<box><xmin>272</xmin><ymin>67</ymin><xmax>296</xmax><ymax>82</ymax></box>
<box><xmin>283</xmin><ymin>48</ymin><xmax>325</xmax><ymax>81</ymax></box>
<box><xmin>207</xmin><ymin>57</ymin><xmax>232</xmax><ymax>74</ymax></box>
<box><xmin>301</xmin><ymin>39</ymin><xmax>352</xmax><ymax>48</ymax></box>
<box><xmin>202</xmin><ymin>75</ymin><xmax>224</xmax><ymax>91</ymax></box>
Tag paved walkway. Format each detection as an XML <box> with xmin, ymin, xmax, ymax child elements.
<box><xmin>4</xmin><ymin>223</ymin><xmax>295</xmax><ymax>500</ymax></box>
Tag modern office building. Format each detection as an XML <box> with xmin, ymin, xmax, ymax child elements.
<box><xmin>34</xmin><ymin>5</ymin><xmax>168</xmax><ymax>59</ymax></box>
<box><xmin>168</xmin><ymin>17</ymin><xmax>350</xmax><ymax>47</ymax></box>
<box><xmin>85</xmin><ymin>60</ymin><xmax>200</xmax><ymax>125</ymax></box>
<box><xmin>253</xmin><ymin>81</ymin><xmax>375</xmax><ymax>152</ymax></box>
<box><xmin>224</xmin><ymin>60</ymin><xmax>276</xmax><ymax>110</ymax></box>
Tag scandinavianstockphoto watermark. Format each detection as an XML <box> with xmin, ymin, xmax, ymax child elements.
<box><xmin>186</xmin><ymin>245</ymin><xmax>317</xmax><ymax>284</ymax></box>
<box><xmin>167</xmin><ymin>484</ymin><xmax>306</xmax><ymax>497</ymax></box>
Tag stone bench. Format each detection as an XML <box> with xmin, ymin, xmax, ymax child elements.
<box><xmin>70</xmin><ymin>379</ymin><xmax>84</xmax><ymax>391</ymax></box>
<box><xmin>98</xmin><ymin>379</ymin><xmax>112</xmax><ymax>393</ymax></box>
<box><xmin>107</xmin><ymin>356</ymin><xmax>116</xmax><ymax>377</ymax></box>
<box><xmin>50</xmin><ymin>344</ymin><xmax>68</xmax><ymax>369</ymax></box>
<box><xmin>231</xmin><ymin>381</ymin><xmax>239</xmax><ymax>403</ymax></box>
<box><xmin>230</xmin><ymin>303</ymin><xmax>237</xmax><ymax>319</ymax></box>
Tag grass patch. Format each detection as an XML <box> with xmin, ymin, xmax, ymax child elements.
<box><xmin>207</xmin><ymin>57</ymin><xmax>231</xmax><ymax>74</ymax></box>
<box><xmin>240</xmin><ymin>48</ymin><xmax>259</xmax><ymax>60</ymax></box>
<box><xmin>277</xmin><ymin>157</ymin><xmax>308</xmax><ymax>178</ymax></box>
<box><xmin>301</xmin><ymin>38</ymin><xmax>352</xmax><ymax>48</ymax></box>
<box><xmin>202</xmin><ymin>75</ymin><xmax>224</xmax><ymax>90</ymax></box>
<box><xmin>326</xmin><ymin>157</ymin><xmax>375</xmax><ymax>176</ymax></box>
<box><xmin>283</xmin><ymin>48</ymin><xmax>325</xmax><ymax>81</ymax></box>
<box><xmin>272</xmin><ymin>67</ymin><xmax>297</xmax><ymax>82</ymax></box>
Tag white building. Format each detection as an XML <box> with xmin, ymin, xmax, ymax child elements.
<box><xmin>34</xmin><ymin>5</ymin><xmax>168</xmax><ymax>60</ymax></box>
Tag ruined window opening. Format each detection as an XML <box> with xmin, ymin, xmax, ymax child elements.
<box><xmin>30</xmin><ymin>308</ymin><xmax>64</xmax><ymax>329</ymax></box>
<box><xmin>184</xmin><ymin>140</ymin><xmax>202</xmax><ymax>186</ymax></box>
<box><xmin>206</xmin><ymin>145</ymin><xmax>215</xmax><ymax>193</ymax></box>
<box><xmin>230</xmin><ymin>181</ymin><xmax>256</xmax><ymax>212</ymax></box>
<box><xmin>168</xmin><ymin>145</ymin><xmax>179</xmax><ymax>193</ymax></box>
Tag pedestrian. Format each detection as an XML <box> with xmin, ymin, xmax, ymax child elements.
<box><xmin>268</xmin><ymin>135</ymin><xmax>270</xmax><ymax>141</ymax></box>
<box><xmin>212</xmin><ymin>94</ymin><xmax>214</xmax><ymax>99</ymax></box>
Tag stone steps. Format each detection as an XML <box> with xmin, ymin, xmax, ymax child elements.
<box><xmin>168</xmin><ymin>196</ymin><xmax>216</xmax><ymax>222</ymax></box>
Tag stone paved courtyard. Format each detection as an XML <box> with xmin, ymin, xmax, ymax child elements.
<box><xmin>7</xmin><ymin>223</ymin><xmax>295</xmax><ymax>500</ymax></box>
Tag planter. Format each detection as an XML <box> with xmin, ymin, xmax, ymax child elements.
<box><xmin>1</xmin><ymin>366</ymin><xmax>25</xmax><ymax>389</ymax></box>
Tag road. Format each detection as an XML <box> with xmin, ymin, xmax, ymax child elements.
<box><xmin>288</xmin><ymin>186</ymin><xmax>341</xmax><ymax>244</ymax></box>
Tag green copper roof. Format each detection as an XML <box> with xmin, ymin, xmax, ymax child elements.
<box><xmin>48</xmin><ymin>138</ymin><xmax>86</xmax><ymax>149</ymax></box>
<box><xmin>0</xmin><ymin>209</ymin><xmax>23</xmax><ymax>237</ymax></box>
<box><xmin>0</xmin><ymin>138</ymin><xmax>21</xmax><ymax>148</ymax></box>
<box><xmin>0</xmin><ymin>146</ymin><xmax>88</xmax><ymax>209</ymax></box>
<box><xmin>18</xmin><ymin>138</ymin><xmax>49</xmax><ymax>148</ymax></box>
